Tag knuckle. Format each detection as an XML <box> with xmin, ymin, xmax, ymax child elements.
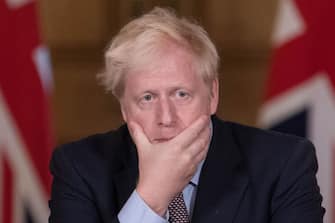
<box><xmin>199</xmin><ymin>150</ymin><xmax>206</xmax><ymax>160</ymax></box>
<box><xmin>198</xmin><ymin>138</ymin><xmax>206</xmax><ymax>148</ymax></box>
<box><xmin>182</xmin><ymin>152</ymin><xmax>192</xmax><ymax>163</ymax></box>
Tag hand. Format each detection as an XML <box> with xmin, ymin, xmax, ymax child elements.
<box><xmin>128</xmin><ymin>115</ymin><xmax>211</xmax><ymax>216</ymax></box>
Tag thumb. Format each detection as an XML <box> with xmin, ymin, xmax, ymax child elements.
<box><xmin>128</xmin><ymin>121</ymin><xmax>150</xmax><ymax>149</ymax></box>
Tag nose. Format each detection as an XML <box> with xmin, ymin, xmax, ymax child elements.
<box><xmin>156</xmin><ymin>96</ymin><xmax>177</xmax><ymax>127</ymax></box>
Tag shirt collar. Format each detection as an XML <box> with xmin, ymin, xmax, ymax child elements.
<box><xmin>190</xmin><ymin>120</ymin><xmax>213</xmax><ymax>186</ymax></box>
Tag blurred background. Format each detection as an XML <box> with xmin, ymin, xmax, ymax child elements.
<box><xmin>39</xmin><ymin>0</ymin><xmax>276</xmax><ymax>144</ymax></box>
<box><xmin>1</xmin><ymin>0</ymin><xmax>334</xmax><ymax>222</ymax></box>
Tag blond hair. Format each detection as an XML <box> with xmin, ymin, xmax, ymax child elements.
<box><xmin>98</xmin><ymin>7</ymin><xmax>219</xmax><ymax>97</ymax></box>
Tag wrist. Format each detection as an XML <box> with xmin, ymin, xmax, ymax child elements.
<box><xmin>136</xmin><ymin>185</ymin><xmax>170</xmax><ymax>217</ymax></box>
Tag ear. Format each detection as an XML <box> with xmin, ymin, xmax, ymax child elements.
<box><xmin>210</xmin><ymin>78</ymin><xmax>219</xmax><ymax>115</ymax></box>
<box><xmin>120</xmin><ymin>101</ymin><xmax>128</xmax><ymax>122</ymax></box>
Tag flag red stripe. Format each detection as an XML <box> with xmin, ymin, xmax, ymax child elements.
<box><xmin>2</xmin><ymin>153</ymin><xmax>14</xmax><ymax>223</ymax></box>
<box><xmin>0</xmin><ymin>2</ymin><xmax>53</xmax><ymax>193</ymax></box>
<box><xmin>264</xmin><ymin>0</ymin><xmax>335</xmax><ymax>101</ymax></box>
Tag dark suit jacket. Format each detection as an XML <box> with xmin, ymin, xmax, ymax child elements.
<box><xmin>49</xmin><ymin>116</ymin><xmax>325</xmax><ymax>223</ymax></box>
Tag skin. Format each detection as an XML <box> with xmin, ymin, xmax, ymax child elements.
<box><xmin>119</xmin><ymin>41</ymin><xmax>219</xmax><ymax>216</ymax></box>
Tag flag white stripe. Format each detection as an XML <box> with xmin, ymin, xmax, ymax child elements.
<box><xmin>0</xmin><ymin>90</ymin><xmax>49</xmax><ymax>223</ymax></box>
<box><xmin>272</xmin><ymin>0</ymin><xmax>306</xmax><ymax>47</ymax></box>
<box><xmin>5</xmin><ymin>0</ymin><xmax>33</xmax><ymax>9</ymax></box>
<box><xmin>33</xmin><ymin>45</ymin><xmax>54</xmax><ymax>94</ymax></box>
<box><xmin>259</xmin><ymin>73</ymin><xmax>335</xmax><ymax>223</ymax></box>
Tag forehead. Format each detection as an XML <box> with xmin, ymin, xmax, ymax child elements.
<box><xmin>129</xmin><ymin>38</ymin><xmax>195</xmax><ymax>74</ymax></box>
<box><xmin>124</xmin><ymin>44</ymin><xmax>203</xmax><ymax>93</ymax></box>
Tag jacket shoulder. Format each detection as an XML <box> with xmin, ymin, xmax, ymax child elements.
<box><xmin>226</xmin><ymin>121</ymin><xmax>312</xmax><ymax>150</ymax></box>
<box><xmin>50</xmin><ymin>124</ymin><xmax>132</xmax><ymax>177</ymax></box>
<box><xmin>221</xmin><ymin>120</ymin><xmax>317</xmax><ymax>177</ymax></box>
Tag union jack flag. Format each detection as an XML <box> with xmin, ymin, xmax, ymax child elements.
<box><xmin>0</xmin><ymin>0</ymin><xmax>53</xmax><ymax>222</ymax></box>
<box><xmin>259</xmin><ymin>0</ymin><xmax>335</xmax><ymax>222</ymax></box>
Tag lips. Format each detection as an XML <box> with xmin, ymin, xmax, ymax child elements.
<box><xmin>152</xmin><ymin>137</ymin><xmax>173</xmax><ymax>143</ymax></box>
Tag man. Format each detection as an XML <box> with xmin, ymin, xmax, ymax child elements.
<box><xmin>49</xmin><ymin>7</ymin><xmax>325</xmax><ymax>223</ymax></box>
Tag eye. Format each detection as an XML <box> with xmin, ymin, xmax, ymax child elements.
<box><xmin>139</xmin><ymin>93</ymin><xmax>155</xmax><ymax>104</ymax></box>
<box><xmin>175</xmin><ymin>90</ymin><xmax>190</xmax><ymax>99</ymax></box>
<box><xmin>143</xmin><ymin>94</ymin><xmax>153</xmax><ymax>101</ymax></box>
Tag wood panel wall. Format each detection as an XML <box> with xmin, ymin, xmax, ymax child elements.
<box><xmin>37</xmin><ymin>0</ymin><xmax>278</xmax><ymax>145</ymax></box>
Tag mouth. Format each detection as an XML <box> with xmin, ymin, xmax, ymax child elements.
<box><xmin>152</xmin><ymin>137</ymin><xmax>173</xmax><ymax>143</ymax></box>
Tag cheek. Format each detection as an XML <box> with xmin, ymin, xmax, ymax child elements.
<box><xmin>176</xmin><ymin>97</ymin><xmax>211</xmax><ymax>125</ymax></box>
<box><xmin>128</xmin><ymin>107</ymin><xmax>153</xmax><ymax>124</ymax></box>
<box><xmin>126</xmin><ymin>106</ymin><xmax>156</xmax><ymax>135</ymax></box>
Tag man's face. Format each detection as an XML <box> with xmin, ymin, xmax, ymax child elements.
<box><xmin>119</xmin><ymin>43</ymin><xmax>218</xmax><ymax>143</ymax></box>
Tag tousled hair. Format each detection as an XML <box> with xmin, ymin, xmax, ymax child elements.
<box><xmin>98</xmin><ymin>7</ymin><xmax>219</xmax><ymax>98</ymax></box>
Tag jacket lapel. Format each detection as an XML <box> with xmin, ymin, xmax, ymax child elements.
<box><xmin>113</xmin><ymin>164</ymin><xmax>138</xmax><ymax>209</ymax></box>
<box><xmin>108</xmin><ymin>126</ymin><xmax>139</xmax><ymax>210</ymax></box>
<box><xmin>192</xmin><ymin>116</ymin><xmax>249</xmax><ymax>223</ymax></box>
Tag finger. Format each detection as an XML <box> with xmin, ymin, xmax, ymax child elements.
<box><xmin>173</xmin><ymin>115</ymin><xmax>210</xmax><ymax>148</ymax></box>
<box><xmin>193</xmin><ymin>143</ymin><xmax>209</xmax><ymax>164</ymax></box>
<box><xmin>128</xmin><ymin>121</ymin><xmax>151</xmax><ymax>148</ymax></box>
<box><xmin>186</xmin><ymin>125</ymin><xmax>211</xmax><ymax>158</ymax></box>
